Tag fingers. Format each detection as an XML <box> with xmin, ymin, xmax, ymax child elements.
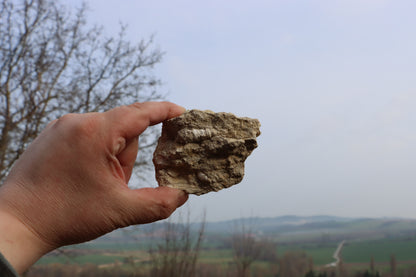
<box><xmin>103</xmin><ymin>102</ymin><xmax>188</xmax><ymax>224</ymax></box>
<box><xmin>129</xmin><ymin>102</ymin><xmax>186</xmax><ymax>126</ymax></box>
<box><xmin>119</xmin><ymin>187</ymin><xmax>188</xmax><ymax>225</ymax></box>
<box><xmin>116</xmin><ymin>137</ymin><xmax>139</xmax><ymax>182</ymax></box>
<box><xmin>106</xmin><ymin>101</ymin><xmax>186</xmax><ymax>139</ymax></box>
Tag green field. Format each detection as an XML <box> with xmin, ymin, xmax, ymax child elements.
<box><xmin>278</xmin><ymin>243</ymin><xmax>337</xmax><ymax>265</ymax></box>
<box><xmin>278</xmin><ymin>238</ymin><xmax>416</xmax><ymax>266</ymax></box>
<box><xmin>36</xmin><ymin>237</ymin><xmax>416</xmax><ymax>268</ymax></box>
<box><xmin>36</xmin><ymin>254</ymin><xmax>126</xmax><ymax>265</ymax></box>
<box><xmin>343</xmin><ymin>239</ymin><xmax>416</xmax><ymax>263</ymax></box>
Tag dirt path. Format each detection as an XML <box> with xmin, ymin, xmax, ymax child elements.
<box><xmin>325</xmin><ymin>240</ymin><xmax>346</xmax><ymax>267</ymax></box>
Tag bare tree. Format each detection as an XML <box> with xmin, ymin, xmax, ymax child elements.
<box><xmin>390</xmin><ymin>254</ymin><xmax>397</xmax><ymax>277</ymax></box>
<box><xmin>278</xmin><ymin>251</ymin><xmax>311</xmax><ymax>277</ymax></box>
<box><xmin>370</xmin><ymin>256</ymin><xmax>375</xmax><ymax>274</ymax></box>
<box><xmin>147</xmin><ymin>210</ymin><xmax>206</xmax><ymax>277</ymax></box>
<box><xmin>231</xmin><ymin>219</ymin><xmax>272</xmax><ymax>277</ymax></box>
<box><xmin>0</xmin><ymin>0</ymin><xmax>164</xmax><ymax>183</ymax></box>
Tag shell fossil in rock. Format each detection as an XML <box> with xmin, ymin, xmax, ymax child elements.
<box><xmin>152</xmin><ymin>109</ymin><xmax>261</xmax><ymax>195</ymax></box>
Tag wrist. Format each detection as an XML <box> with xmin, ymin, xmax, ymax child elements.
<box><xmin>0</xmin><ymin>206</ymin><xmax>55</xmax><ymax>274</ymax></box>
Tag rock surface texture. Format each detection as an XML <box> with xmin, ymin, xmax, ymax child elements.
<box><xmin>153</xmin><ymin>110</ymin><xmax>261</xmax><ymax>195</ymax></box>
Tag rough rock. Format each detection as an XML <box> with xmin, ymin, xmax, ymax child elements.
<box><xmin>153</xmin><ymin>110</ymin><xmax>261</xmax><ymax>195</ymax></box>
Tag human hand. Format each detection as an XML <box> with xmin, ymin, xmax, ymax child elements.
<box><xmin>0</xmin><ymin>102</ymin><xmax>188</xmax><ymax>273</ymax></box>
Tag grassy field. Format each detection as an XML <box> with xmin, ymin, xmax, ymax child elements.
<box><xmin>36</xmin><ymin>253</ymin><xmax>126</xmax><ymax>265</ymax></box>
<box><xmin>36</xmin><ymin>237</ymin><xmax>416</xmax><ymax>269</ymax></box>
<box><xmin>199</xmin><ymin>249</ymin><xmax>234</xmax><ymax>264</ymax></box>
<box><xmin>278</xmin><ymin>243</ymin><xmax>336</xmax><ymax>265</ymax></box>
<box><xmin>343</xmin><ymin>238</ymin><xmax>416</xmax><ymax>263</ymax></box>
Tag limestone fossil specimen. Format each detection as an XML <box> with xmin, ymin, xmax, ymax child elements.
<box><xmin>153</xmin><ymin>110</ymin><xmax>261</xmax><ymax>195</ymax></box>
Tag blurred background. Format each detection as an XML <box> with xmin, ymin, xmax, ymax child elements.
<box><xmin>68</xmin><ymin>0</ymin><xmax>416</xmax><ymax>222</ymax></box>
<box><xmin>3</xmin><ymin>1</ymin><xmax>416</xmax><ymax>276</ymax></box>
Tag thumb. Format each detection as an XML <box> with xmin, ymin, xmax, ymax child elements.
<box><xmin>119</xmin><ymin>187</ymin><xmax>188</xmax><ymax>225</ymax></box>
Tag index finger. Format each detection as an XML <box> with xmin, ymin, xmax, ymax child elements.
<box><xmin>106</xmin><ymin>101</ymin><xmax>186</xmax><ymax>138</ymax></box>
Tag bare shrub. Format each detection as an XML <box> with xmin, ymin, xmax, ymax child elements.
<box><xmin>147</xmin><ymin>211</ymin><xmax>206</xmax><ymax>277</ymax></box>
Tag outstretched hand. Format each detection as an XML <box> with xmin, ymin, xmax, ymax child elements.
<box><xmin>0</xmin><ymin>102</ymin><xmax>188</xmax><ymax>274</ymax></box>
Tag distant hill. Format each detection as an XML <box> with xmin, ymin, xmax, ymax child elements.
<box><xmin>95</xmin><ymin>215</ymin><xmax>416</xmax><ymax>245</ymax></box>
<box><xmin>203</xmin><ymin>215</ymin><xmax>353</xmax><ymax>233</ymax></box>
<box><xmin>202</xmin><ymin>215</ymin><xmax>416</xmax><ymax>243</ymax></box>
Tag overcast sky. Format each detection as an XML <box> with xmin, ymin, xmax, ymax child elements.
<box><xmin>68</xmin><ymin>0</ymin><xmax>416</xmax><ymax>222</ymax></box>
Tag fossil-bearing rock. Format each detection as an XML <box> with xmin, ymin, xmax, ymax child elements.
<box><xmin>153</xmin><ymin>110</ymin><xmax>261</xmax><ymax>195</ymax></box>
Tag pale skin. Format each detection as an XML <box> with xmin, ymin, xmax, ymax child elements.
<box><xmin>0</xmin><ymin>101</ymin><xmax>189</xmax><ymax>274</ymax></box>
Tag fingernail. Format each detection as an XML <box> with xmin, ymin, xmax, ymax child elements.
<box><xmin>177</xmin><ymin>190</ymin><xmax>189</xmax><ymax>207</ymax></box>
